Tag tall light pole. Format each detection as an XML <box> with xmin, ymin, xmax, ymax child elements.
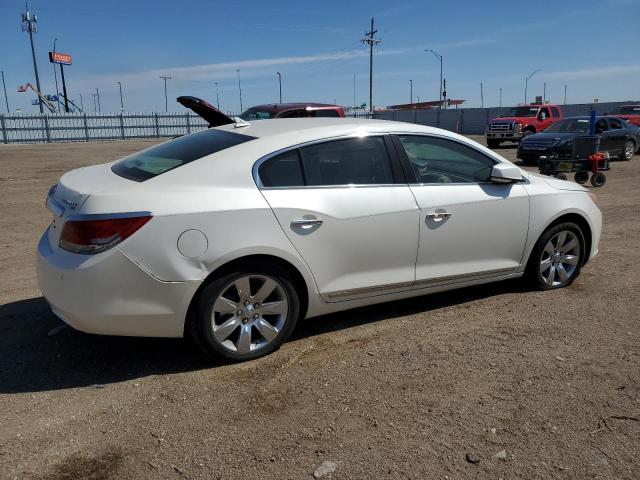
<box><xmin>353</xmin><ymin>73</ymin><xmax>356</xmax><ymax>108</ymax></box>
<box><xmin>524</xmin><ymin>69</ymin><xmax>541</xmax><ymax>104</ymax></box>
<box><xmin>362</xmin><ymin>17</ymin><xmax>381</xmax><ymax>114</ymax></box>
<box><xmin>480</xmin><ymin>82</ymin><xmax>484</xmax><ymax>108</ymax></box>
<box><xmin>563</xmin><ymin>84</ymin><xmax>567</xmax><ymax>105</ymax></box>
<box><xmin>21</xmin><ymin>4</ymin><xmax>43</xmax><ymax>113</ymax></box>
<box><xmin>159</xmin><ymin>76</ymin><xmax>171</xmax><ymax>112</ymax></box>
<box><xmin>78</xmin><ymin>93</ymin><xmax>83</xmax><ymax>112</ymax></box>
<box><xmin>276</xmin><ymin>72</ymin><xmax>282</xmax><ymax>103</ymax></box>
<box><xmin>410</xmin><ymin>79</ymin><xmax>413</xmax><ymax>104</ymax></box>
<box><xmin>236</xmin><ymin>69</ymin><xmax>243</xmax><ymax>112</ymax></box>
<box><xmin>95</xmin><ymin>87</ymin><xmax>101</xmax><ymax>113</ymax></box>
<box><xmin>116</xmin><ymin>81</ymin><xmax>124</xmax><ymax>111</ymax></box>
<box><xmin>499</xmin><ymin>87</ymin><xmax>502</xmax><ymax>108</ymax></box>
<box><xmin>425</xmin><ymin>49</ymin><xmax>443</xmax><ymax>109</ymax></box>
<box><xmin>52</xmin><ymin>38</ymin><xmax>61</xmax><ymax>111</ymax></box>
<box><xmin>214</xmin><ymin>81</ymin><xmax>220</xmax><ymax>109</ymax></box>
<box><xmin>1</xmin><ymin>70</ymin><xmax>9</xmax><ymax>113</ymax></box>
<box><xmin>543</xmin><ymin>82</ymin><xmax>547</xmax><ymax>104</ymax></box>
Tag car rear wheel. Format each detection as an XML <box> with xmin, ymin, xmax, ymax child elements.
<box><xmin>487</xmin><ymin>139</ymin><xmax>501</xmax><ymax>149</ymax></box>
<box><xmin>526</xmin><ymin>223</ymin><xmax>585</xmax><ymax>290</ymax></box>
<box><xmin>619</xmin><ymin>140</ymin><xmax>635</xmax><ymax>161</ymax></box>
<box><xmin>189</xmin><ymin>268</ymin><xmax>300</xmax><ymax>361</ymax></box>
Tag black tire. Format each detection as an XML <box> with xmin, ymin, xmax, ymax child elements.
<box><xmin>590</xmin><ymin>172</ymin><xmax>606</xmax><ymax>187</ymax></box>
<box><xmin>556</xmin><ymin>173</ymin><xmax>567</xmax><ymax>180</ymax></box>
<box><xmin>522</xmin><ymin>129</ymin><xmax>535</xmax><ymax>138</ymax></box>
<box><xmin>525</xmin><ymin>222</ymin><xmax>585</xmax><ymax>290</ymax></box>
<box><xmin>487</xmin><ymin>139</ymin><xmax>501</xmax><ymax>149</ymax></box>
<box><xmin>520</xmin><ymin>154</ymin><xmax>540</xmax><ymax>166</ymax></box>
<box><xmin>189</xmin><ymin>266</ymin><xmax>300</xmax><ymax>361</ymax></box>
<box><xmin>618</xmin><ymin>140</ymin><xmax>635</xmax><ymax>161</ymax></box>
<box><xmin>574</xmin><ymin>171</ymin><xmax>589</xmax><ymax>184</ymax></box>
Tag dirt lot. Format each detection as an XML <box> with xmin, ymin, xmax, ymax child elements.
<box><xmin>1</xmin><ymin>137</ymin><xmax>639</xmax><ymax>480</ymax></box>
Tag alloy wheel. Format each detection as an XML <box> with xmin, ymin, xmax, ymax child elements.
<box><xmin>211</xmin><ymin>274</ymin><xmax>289</xmax><ymax>353</ymax></box>
<box><xmin>539</xmin><ymin>230</ymin><xmax>581</xmax><ymax>287</ymax></box>
<box><xmin>624</xmin><ymin>141</ymin><xmax>635</xmax><ymax>160</ymax></box>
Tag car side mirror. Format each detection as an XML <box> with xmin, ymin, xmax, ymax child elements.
<box><xmin>490</xmin><ymin>163</ymin><xmax>523</xmax><ymax>183</ymax></box>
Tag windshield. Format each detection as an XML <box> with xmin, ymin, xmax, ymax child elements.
<box><xmin>615</xmin><ymin>106</ymin><xmax>640</xmax><ymax>115</ymax></box>
<box><xmin>112</xmin><ymin>129</ymin><xmax>255</xmax><ymax>181</ymax></box>
<box><xmin>508</xmin><ymin>106</ymin><xmax>540</xmax><ymax>117</ymax></box>
<box><xmin>239</xmin><ymin>108</ymin><xmax>275</xmax><ymax>121</ymax></box>
<box><xmin>545</xmin><ymin>118</ymin><xmax>590</xmax><ymax>133</ymax></box>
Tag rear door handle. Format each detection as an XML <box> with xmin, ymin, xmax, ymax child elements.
<box><xmin>291</xmin><ymin>219</ymin><xmax>323</xmax><ymax>229</ymax></box>
<box><xmin>426</xmin><ymin>211</ymin><xmax>452</xmax><ymax>221</ymax></box>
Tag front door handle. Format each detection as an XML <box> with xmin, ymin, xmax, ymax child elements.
<box><xmin>291</xmin><ymin>219</ymin><xmax>323</xmax><ymax>229</ymax></box>
<box><xmin>426</xmin><ymin>211</ymin><xmax>452</xmax><ymax>221</ymax></box>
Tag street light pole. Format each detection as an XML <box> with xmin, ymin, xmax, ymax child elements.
<box><xmin>276</xmin><ymin>72</ymin><xmax>282</xmax><ymax>103</ymax></box>
<box><xmin>96</xmin><ymin>87</ymin><xmax>101</xmax><ymax>113</ymax></box>
<box><xmin>21</xmin><ymin>4</ymin><xmax>43</xmax><ymax>113</ymax></box>
<box><xmin>159</xmin><ymin>76</ymin><xmax>171</xmax><ymax>112</ymax></box>
<box><xmin>116</xmin><ymin>81</ymin><xmax>124</xmax><ymax>110</ymax></box>
<box><xmin>499</xmin><ymin>88</ymin><xmax>502</xmax><ymax>108</ymax></box>
<box><xmin>564</xmin><ymin>84</ymin><xmax>567</xmax><ymax>105</ymax></box>
<box><xmin>410</xmin><ymin>79</ymin><xmax>413</xmax><ymax>105</ymax></box>
<box><xmin>237</xmin><ymin>69</ymin><xmax>243</xmax><ymax>112</ymax></box>
<box><xmin>1</xmin><ymin>70</ymin><xmax>9</xmax><ymax>113</ymax></box>
<box><xmin>524</xmin><ymin>69</ymin><xmax>542</xmax><ymax>104</ymax></box>
<box><xmin>425</xmin><ymin>49</ymin><xmax>443</xmax><ymax>109</ymax></box>
<box><xmin>214</xmin><ymin>81</ymin><xmax>220</xmax><ymax>109</ymax></box>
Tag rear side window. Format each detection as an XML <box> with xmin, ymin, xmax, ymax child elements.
<box><xmin>398</xmin><ymin>135</ymin><xmax>494</xmax><ymax>183</ymax></box>
<box><xmin>312</xmin><ymin>109</ymin><xmax>340</xmax><ymax>118</ymax></box>
<box><xmin>259</xmin><ymin>150</ymin><xmax>305</xmax><ymax>187</ymax></box>
<box><xmin>608</xmin><ymin>118</ymin><xmax>623</xmax><ymax>129</ymax></box>
<box><xmin>112</xmin><ymin>129</ymin><xmax>255</xmax><ymax>181</ymax></box>
<box><xmin>299</xmin><ymin>137</ymin><xmax>394</xmax><ymax>186</ymax></box>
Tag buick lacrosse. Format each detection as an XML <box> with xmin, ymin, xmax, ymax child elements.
<box><xmin>38</xmin><ymin>117</ymin><xmax>601</xmax><ymax>361</ymax></box>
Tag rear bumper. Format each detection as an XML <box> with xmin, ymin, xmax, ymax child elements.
<box><xmin>36</xmin><ymin>228</ymin><xmax>199</xmax><ymax>338</ymax></box>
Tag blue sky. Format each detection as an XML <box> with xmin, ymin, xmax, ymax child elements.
<box><xmin>0</xmin><ymin>0</ymin><xmax>638</xmax><ymax>113</ymax></box>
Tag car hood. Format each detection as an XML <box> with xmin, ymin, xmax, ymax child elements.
<box><xmin>177</xmin><ymin>96</ymin><xmax>236</xmax><ymax>127</ymax></box>
<box><xmin>528</xmin><ymin>172</ymin><xmax>588</xmax><ymax>192</ymax></box>
<box><xmin>520</xmin><ymin>132</ymin><xmax>576</xmax><ymax>144</ymax></box>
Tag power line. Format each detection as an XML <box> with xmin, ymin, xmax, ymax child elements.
<box><xmin>159</xmin><ymin>76</ymin><xmax>171</xmax><ymax>112</ymax></box>
<box><xmin>361</xmin><ymin>17</ymin><xmax>381</xmax><ymax>113</ymax></box>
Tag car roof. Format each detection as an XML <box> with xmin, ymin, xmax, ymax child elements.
<box><xmin>245</xmin><ymin>103</ymin><xmax>341</xmax><ymax>113</ymax></box>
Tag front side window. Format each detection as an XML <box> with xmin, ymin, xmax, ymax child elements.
<box><xmin>112</xmin><ymin>129</ymin><xmax>255</xmax><ymax>182</ymax></box>
<box><xmin>239</xmin><ymin>108</ymin><xmax>275</xmax><ymax>120</ymax></box>
<box><xmin>299</xmin><ymin>136</ymin><xmax>394</xmax><ymax>186</ymax></box>
<box><xmin>398</xmin><ymin>135</ymin><xmax>494</xmax><ymax>184</ymax></box>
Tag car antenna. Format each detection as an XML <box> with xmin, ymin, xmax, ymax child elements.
<box><xmin>232</xmin><ymin>117</ymin><xmax>251</xmax><ymax>128</ymax></box>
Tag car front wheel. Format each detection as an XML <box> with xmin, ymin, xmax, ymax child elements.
<box><xmin>526</xmin><ymin>223</ymin><xmax>585</xmax><ymax>290</ymax></box>
<box><xmin>619</xmin><ymin>140</ymin><xmax>635</xmax><ymax>161</ymax></box>
<box><xmin>189</xmin><ymin>267</ymin><xmax>300</xmax><ymax>361</ymax></box>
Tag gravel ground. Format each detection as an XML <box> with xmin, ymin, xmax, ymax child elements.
<box><xmin>1</xmin><ymin>136</ymin><xmax>639</xmax><ymax>480</ymax></box>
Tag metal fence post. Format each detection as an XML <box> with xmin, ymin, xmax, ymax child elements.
<box><xmin>154</xmin><ymin>113</ymin><xmax>160</xmax><ymax>137</ymax></box>
<box><xmin>43</xmin><ymin>115</ymin><xmax>51</xmax><ymax>143</ymax></box>
<box><xmin>0</xmin><ymin>115</ymin><xmax>7</xmax><ymax>144</ymax></box>
<box><xmin>83</xmin><ymin>114</ymin><xmax>89</xmax><ymax>141</ymax></box>
<box><xmin>186</xmin><ymin>113</ymin><xmax>191</xmax><ymax>134</ymax></box>
<box><xmin>119</xmin><ymin>113</ymin><xmax>125</xmax><ymax>140</ymax></box>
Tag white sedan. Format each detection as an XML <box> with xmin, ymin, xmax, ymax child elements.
<box><xmin>37</xmin><ymin>116</ymin><xmax>601</xmax><ymax>361</ymax></box>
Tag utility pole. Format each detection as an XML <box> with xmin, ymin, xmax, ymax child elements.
<box><xmin>425</xmin><ymin>49</ymin><xmax>443</xmax><ymax>109</ymax></box>
<box><xmin>480</xmin><ymin>82</ymin><xmax>484</xmax><ymax>108</ymax></box>
<box><xmin>499</xmin><ymin>87</ymin><xmax>502</xmax><ymax>108</ymax></box>
<box><xmin>352</xmin><ymin>73</ymin><xmax>356</xmax><ymax>108</ymax></box>
<box><xmin>116</xmin><ymin>81</ymin><xmax>124</xmax><ymax>110</ymax></box>
<box><xmin>442</xmin><ymin>78</ymin><xmax>447</xmax><ymax>109</ymax></box>
<box><xmin>236</xmin><ymin>69</ymin><xmax>243</xmax><ymax>112</ymax></box>
<box><xmin>524</xmin><ymin>69</ymin><xmax>541</xmax><ymax>104</ymax></box>
<box><xmin>276</xmin><ymin>72</ymin><xmax>282</xmax><ymax>103</ymax></box>
<box><xmin>21</xmin><ymin>4</ymin><xmax>43</xmax><ymax>113</ymax></box>
<box><xmin>78</xmin><ymin>93</ymin><xmax>83</xmax><ymax>112</ymax></box>
<box><xmin>91</xmin><ymin>92</ymin><xmax>98</xmax><ymax>113</ymax></box>
<box><xmin>563</xmin><ymin>84</ymin><xmax>567</xmax><ymax>105</ymax></box>
<box><xmin>52</xmin><ymin>38</ymin><xmax>61</xmax><ymax>111</ymax></box>
<box><xmin>95</xmin><ymin>87</ymin><xmax>101</xmax><ymax>113</ymax></box>
<box><xmin>543</xmin><ymin>82</ymin><xmax>547</xmax><ymax>103</ymax></box>
<box><xmin>1</xmin><ymin>71</ymin><xmax>9</xmax><ymax>113</ymax></box>
<box><xmin>214</xmin><ymin>82</ymin><xmax>220</xmax><ymax>109</ymax></box>
<box><xmin>159</xmin><ymin>76</ymin><xmax>171</xmax><ymax>112</ymax></box>
<box><xmin>361</xmin><ymin>17</ymin><xmax>381</xmax><ymax>114</ymax></box>
<box><xmin>410</xmin><ymin>79</ymin><xmax>413</xmax><ymax>104</ymax></box>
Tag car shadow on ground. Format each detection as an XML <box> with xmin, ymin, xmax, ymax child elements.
<box><xmin>0</xmin><ymin>279</ymin><xmax>528</xmax><ymax>394</ymax></box>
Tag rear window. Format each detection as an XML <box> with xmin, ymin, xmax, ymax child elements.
<box><xmin>112</xmin><ymin>129</ymin><xmax>255</xmax><ymax>181</ymax></box>
<box><xmin>313</xmin><ymin>109</ymin><xmax>341</xmax><ymax>118</ymax></box>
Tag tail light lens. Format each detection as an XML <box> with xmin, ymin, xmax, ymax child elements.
<box><xmin>59</xmin><ymin>215</ymin><xmax>152</xmax><ymax>254</ymax></box>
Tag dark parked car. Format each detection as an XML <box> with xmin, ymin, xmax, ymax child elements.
<box><xmin>239</xmin><ymin>102</ymin><xmax>345</xmax><ymax>120</ymax></box>
<box><xmin>517</xmin><ymin>116</ymin><xmax>640</xmax><ymax>164</ymax></box>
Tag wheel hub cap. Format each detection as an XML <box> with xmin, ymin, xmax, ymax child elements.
<box><xmin>539</xmin><ymin>230</ymin><xmax>581</xmax><ymax>287</ymax></box>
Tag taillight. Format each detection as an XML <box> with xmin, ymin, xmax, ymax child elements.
<box><xmin>59</xmin><ymin>215</ymin><xmax>152</xmax><ymax>254</ymax></box>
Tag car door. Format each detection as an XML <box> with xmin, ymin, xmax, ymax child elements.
<box><xmin>594</xmin><ymin>119</ymin><xmax>612</xmax><ymax>152</ymax></box>
<box><xmin>392</xmin><ymin>134</ymin><xmax>529</xmax><ymax>285</ymax></box>
<box><xmin>604</xmin><ymin>118</ymin><xmax>628</xmax><ymax>156</ymax></box>
<box><xmin>257</xmin><ymin>135</ymin><xmax>420</xmax><ymax>301</ymax></box>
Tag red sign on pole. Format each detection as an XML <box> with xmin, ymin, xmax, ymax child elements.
<box><xmin>48</xmin><ymin>51</ymin><xmax>72</xmax><ymax>65</ymax></box>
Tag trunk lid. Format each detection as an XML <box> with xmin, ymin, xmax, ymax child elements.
<box><xmin>177</xmin><ymin>96</ymin><xmax>236</xmax><ymax>127</ymax></box>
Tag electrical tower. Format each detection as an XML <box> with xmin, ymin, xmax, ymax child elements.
<box><xmin>361</xmin><ymin>17</ymin><xmax>381</xmax><ymax>114</ymax></box>
<box><xmin>21</xmin><ymin>4</ymin><xmax>44</xmax><ymax>113</ymax></box>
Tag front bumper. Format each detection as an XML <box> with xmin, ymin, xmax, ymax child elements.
<box><xmin>486</xmin><ymin>131</ymin><xmax>524</xmax><ymax>141</ymax></box>
<box><xmin>36</xmin><ymin>228</ymin><xmax>199</xmax><ymax>338</ymax></box>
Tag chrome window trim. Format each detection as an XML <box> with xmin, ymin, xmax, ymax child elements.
<box><xmin>252</xmin><ymin>132</ymin><xmax>395</xmax><ymax>189</ymax></box>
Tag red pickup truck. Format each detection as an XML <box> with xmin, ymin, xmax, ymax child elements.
<box><xmin>486</xmin><ymin>104</ymin><xmax>563</xmax><ymax>148</ymax></box>
<box><xmin>609</xmin><ymin>105</ymin><xmax>640</xmax><ymax>126</ymax></box>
